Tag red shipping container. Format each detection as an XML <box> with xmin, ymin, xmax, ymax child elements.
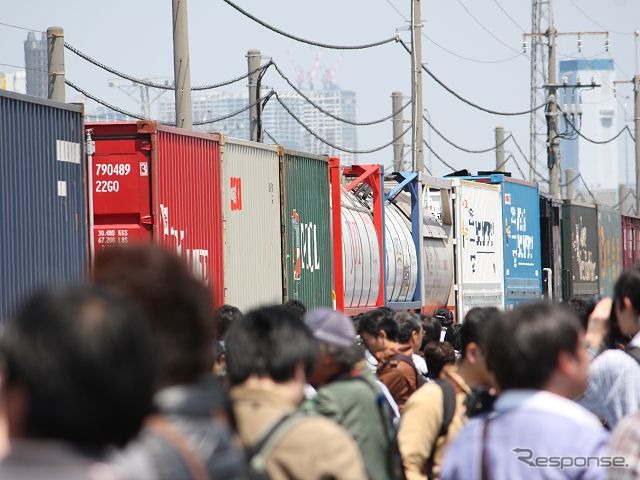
<box><xmin>86</xmin><ymin>121</ymin><xmax>224</xmax><ymax>306</ymax></box>
<box><xmin>622</xmin><ymin>215</ymin><xmax>640</xmax><ymax>270</ymax></box>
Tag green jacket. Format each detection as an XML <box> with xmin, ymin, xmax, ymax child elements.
<box><xmin>302</xmin><ymin>369</ymin><xmax>397</xmax><ymax>480</ymax></box>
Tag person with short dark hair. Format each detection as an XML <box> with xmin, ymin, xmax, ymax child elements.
<box><xmin>283</xmin><ymin>299</ymin><xmax>307</xmax><ymax>320</ymax></box>
<box><xmin>357</xmin><ymin>308</ymin><xmax>418</xmax><ymax>411</ymax></box>
<box><xmin>441</xmin><ymin>303</ymin><xmax>608</xmax><ymax>480</ymax></box>
<box><xmin>216</xmin><ymin>304</ymin><xmax>243</xmax><ymax>341</ymax></box>
<box><xmin>396</xmin><ymin>312</ymin><xmax>428</xmax><ymax>375</ymax></box>
<box><xmin>0</xmin><ymin>286</ymin><xmax>155</xmax><ymax>479</ymax></box>
<box><xmin>302</xmin><ymin>309</ymin><xmax>401</xmax><ymax>480</ymax></box>
<box><xmin>398</xmin><ymin>307</ymin><xmax>498</xmax><ymax>480</ymax></box>
<box><xmin>420</xmin><ymin>314</ymin><xmax>442</xmax><ymax>351</ymax></box>
<box><xmin>94</xmin><ymin>245</ymin><xmax>247</xmax><ymax>480</ymax></box>
<box><xmin>423</xmin><ymin>342</ymin><xmax>456</xmax><ymax>379</ymax></box>
<box><xmin>226</xmin><ymin>306</ymin><xmax>366</xmax><ymax>480</ymax></box>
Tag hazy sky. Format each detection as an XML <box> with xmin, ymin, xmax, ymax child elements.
<box><xmin>1</xmin><ymin>0</ymin><xmax>639</xmax><ymax>180</ymax></box>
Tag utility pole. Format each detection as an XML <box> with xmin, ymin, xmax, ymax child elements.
<box><xmin>172</xmin><ymin>0</ymin><xmax>193</xmax><ymax>129</ymax></box>
<box><xmin>47</xmin><ymin>26</ymin><xmax>64</xmax><ymax>102</ymax></box>
<box><xmin>248</xmin><ymin>49</ymin><xmax>262</xmax><ymax>142</ymax></box>
<box><xmin>635</xmin><ymin>75</ymin><xmax>640</xmax><ymax>216</ymax></box>
<box><xmin>548</xmin><ymin>26</ymin><xmax>560</xmax><ymax>198</ymax></box>
<box><xmin>565</xmin><ymin>168</ymin><xmax>577</xmax><ymax>200</ymax></box>
<box><xmin>392</xmin><ymin>91</ymin><xmax>405</xmax><ymax>172</ymax></box>
<box><xmin>495</xmin><ymin>126</ymin><xmax>505</xmax><ymax>172</ymax></box>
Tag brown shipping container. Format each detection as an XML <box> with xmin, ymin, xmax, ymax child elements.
<box><xmin>87</xmin><ymin>122</ymin><xmax>224</xmax><ymax>306</ymax></box>
<box><xmin>597</xmin><ymin>207</ymin><xmax>622</xmax><ymax>297</ymax></box>
<box><xmin>622</xmin><ymin>215</ymin><xmax>640</xmax><ymax>269</ymax></box>
<box><xmin>220</xmin><ymin>137</ymin><xmax>283</xmax><ymax>312</ymax></box>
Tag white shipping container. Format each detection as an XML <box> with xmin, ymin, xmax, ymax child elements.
<box><xmin>221</xmin><ymin>137</ymin><xmax>283</xmax><ymax>311</ymax></box>
<box><xmin>454</xmin><ymin>180</ymin><xmax>505</xmax><ymax>319</ymax></box>
<box><xmin>384</xmin><ymin>200</ymin><xmax>418</xmax><ymax>303</ymax></box>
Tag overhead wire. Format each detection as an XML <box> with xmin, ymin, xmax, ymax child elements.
<box><xmin>0</xmin><ymin>21</ymin><xmax>41</xmax><ymax>32</ymax></box>
<box><xmin>453</xmin><ymin>0</ymin><xmax>528</xmax><ymax>57</ymax></box>
<box><xmin>423</xmin><ymin>140</ymin><xmax>456</xmax><ymax>172</ymax></box>
<box><xmin>65</xmin><ymin>41</ymin><xmax>272</xmax><ymax>91</ymax></box>
<box><xmin>273</xmin><ymin>92</ymin><xmax>410</xmax><ymax>154</ymax></box>
<box><xmin>271</xmin><ymin>62</ymin><xmax>411</xmax><ymax>126</ymax></box>
<box><xmin>222</xmin><ymin>0</ymin><xmax>398</xmax><ymax>50</ymax></box>
<box><xmin>193</xmin><ymin>91</ymin><xmax>275</xmax><ymax>126</ymax></box>
<box><xmin>423</xmin><ymin>115</ymin><xmax>512</xmax><ymax>154</ymax></box>
<box><xmin>65</xmin><ymin>79</ymin><xmax>146</xmax><ymax>120</ymax></box>
<box><xmin>398</xmin><ymin>40</ymin><xmax>546</xmax><ymax>116</ymax></box>
<box><xmin>566</xmin><ymin>0</ymin><xmax>636</xmax><ymax>36</ymax></box>
<box><xmin>491</xmin><ymin>0</ymin><xmax>526</xmax><ymax>33</ymax></box>
<box><xmin>559</xmin><ymin>107</ymin><xmax>635</xmax><ymax>144</ymax></box>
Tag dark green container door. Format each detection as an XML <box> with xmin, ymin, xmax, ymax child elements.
<box><xmin>561</xmin><ymin>202</ymin><xmax>600</xmax><ymax>299</ymax></box>
<box><xmin>281</xmin><ymin>151</ymin><xmax>333</xmax><ymax>309</ymax></box>
<box><xmin>597</xmin><ymin>207</ymin><xmax>622</xmax><ymax>297</ymax></box>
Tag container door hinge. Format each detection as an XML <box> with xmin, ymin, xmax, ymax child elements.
<box><xmin>141</xmin><ymin>215</ymin><xmax>154</xmax><ymax>226</ymax></box>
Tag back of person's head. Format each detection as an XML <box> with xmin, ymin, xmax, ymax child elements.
<box><xmin>424</xmin><ymin>341</ymin><xmax>456</xmax><ymax>379</ymax></box>
<box><xmin>487</xmin><ymin>303</ymin><xmax>584</xmax><ymax>391</ymax></box>
<box><xmin>433</xmin><ymin>308</ymin><xmax>454</xmax><ymax>328</ymax></box>
<box><xmin>1</xmin><ymin>286</ymin><xmax>155</xmax><ymax>448</ymax></box>
<box><xmin>284</xmin><ymin>299</ymin><xmax>307</xmax><ymax>320</ymax></box>
<box><xmin>460</xmin><ymin>307</ymin><xmax>500</xmax><ymax>360</ymax></box>
<box><xmin>420</xmin><ymin>314</ymin><xmax>442</xmax><ymax>348</ymax></box>
<box><xmin>93</xmin><ymin>245</ymin><xmax>214</xmax><ymax>388</ymax></box>
<box><xmin>565</xmin><ymin>296</ymin><xmax>597</xmax><ymax>330</ymax></box>
<box><xmin>225</xmin><ymin>306</ymin><xmax>317</xmax><ymax>386</ymax></box>
<box><xmin>356</xmin><ymin>307</ymin><xmax>399</xmax><ymax>341</ymax></box>
<box><xmin>615</xmin><ymin>265</ymin><xmax>640</xmax><ymax>313</ymax></box>
<box><xmin>216</xmin><ymin>304</ymin><xmax>243</xmax><ymax>340</ymax></box>
<box><xmin>395</xmin><ymin>311</ymin><xmax>422</xmax><ymax>344</ymax></box>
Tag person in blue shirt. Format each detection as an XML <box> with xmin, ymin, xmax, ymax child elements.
<box><xmin>441</xmin><ymin>302</ymin><xmax>609</xmax><ymax>480</ymax></box>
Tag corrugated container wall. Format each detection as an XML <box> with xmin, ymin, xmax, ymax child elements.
<box><xmin>1</xmin><ymin>91</ymin><xmax>88</xmax><ymax>320</ymax></box>
<box><xmin>597</xmin><ymin>208</ymin><xmax>622</xmax><ymax>297</ymax></box>
<box><xmin>539</xmin><ymin>195</ymin><xmax>563</xmax><ymax>302</ymax></box>
<box><xmin>453</xmin><ymin>180</ymin><xmax>505</xmax><ymax>319</ymax></box>
<box><xmin>496</xmin><ymin>178</ymin><xmax>542</xmax><ymax>306</ymax></box>
<box><xmin>280</xmin><ymin>150</ymin><xmax>332</xmax><ymax>310</ymax></box>
<box><xmin>221</xmin><ymin>138</ymin><xmax>282</xmax><ymax>312</ymax></box>
<box><xmin>88</xmin><ymin>122</ymin><xmax>224</xmax><ymax>307</ymax></box>
<box><xmin>561</xmin><ymin>201</ymin><xmax>600</xmax><ymax>299</ymax></box>
<box><xmin>622</xmin><ymin>215</ymin><xmax>640</xmax><ymax>269</ymax></box>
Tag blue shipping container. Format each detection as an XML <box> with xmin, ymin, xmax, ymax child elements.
<box><xmin>488</xmin><ymin>175</ymin><xmax>542</xmax><ymax>306</ymax></box>
<box><xmin>0</xmin><ymin>90</ymin><xmax>88</xmax><ymax>320</ymax></box>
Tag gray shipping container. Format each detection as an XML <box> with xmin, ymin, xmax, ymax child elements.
<box><xmin>562</xmin><ymin>201</ymin><xmax>600</xmax><ymax>299</ymax></box>
<box><xmin>0</xmin><ymin>90</ymin><xmax>88</xmax><ymax>319</ymax></box>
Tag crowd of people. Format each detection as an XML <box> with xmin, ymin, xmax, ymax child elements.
<box><xmin>2</xmin><ymin>244</ymin><xmax>640</xmax><ymax>479</ymax></box>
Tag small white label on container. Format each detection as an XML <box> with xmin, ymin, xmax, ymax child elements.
<box><xmin>56</xmin><ymin>140</ymin><xmax>81</xmax><ymax>164</ymax></box>
<box><xmin>57</xmin><ymin>180</ymin><xmax>67</xmax><ymax>197</ymax></box>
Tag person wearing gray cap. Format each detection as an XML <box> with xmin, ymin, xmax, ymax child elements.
<box><xmin>302</xmin><ymin>308</ymin><xmax>403</xmax><ymax>480</ymax></box>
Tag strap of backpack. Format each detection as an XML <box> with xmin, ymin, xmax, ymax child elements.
<box><xmin>625</xmin><ymin>345</ymin><xmax>640</xmax><ymax>364</ymax></box>
<box><xmin>387</xmin><ymin>353</ymin><xmax>422</xmax><ymax>387</ymax></box>
<box><xmin>248</xmin><ymin>411</ymin><xmax>306</xmax><ymax>474</ymax></box>
<box><xmin>424</xmin><ymin>379</ymin><xmax>457</xmax><ymax>478</ymax></box>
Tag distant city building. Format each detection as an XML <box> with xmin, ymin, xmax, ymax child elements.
<box><xmin>158</xmin><ymin>84</ymin><xmax>358</xmax><ymax>164</ymax></box>
<box><xmin>0</xmin><ymin>70</ymin><xmax>27</xmax><ymax>94</ymax></box>
<box><xmin>24</xmin><ymin>32</ymin><xmax>47</xmax><ymax>98</ymax></box>
<box><xmin>85</xmin><ymin>105</ymin><xmax>136</xmax><ymax>122</ymax></box>
<box><xmin>559</xmin><ymin>59</ymin><xmax>618</xmax><ymax>194</ymax></box>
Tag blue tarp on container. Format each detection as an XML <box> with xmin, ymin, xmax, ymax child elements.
<box><xmin>0</xmin><ymin>90</ymin><xmax>87</xmax><ymax>320</ymax></box>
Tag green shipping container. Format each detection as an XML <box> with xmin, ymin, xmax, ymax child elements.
<box><xmin>280</xmin><ymin>150</ymin><xmax>333</xmax><ymax>309</ymax></box>
<box><xmin>597</xmin><ymin>207</ymin><xmax>623</xmax><ymax>297</ymax></box>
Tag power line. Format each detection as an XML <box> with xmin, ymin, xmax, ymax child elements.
<box><xmin>491</xmin><ymin>0</ymin><xmax>526</xmax><ymax>33</ymax></box>
<box><xmin>566</xmin><ymin>0</ymin><xmax>635</xmax><ymax>36</ymax></box>
<box><xmin>65</xmin><ymin>42</ymin><xmax>271</xmax><ymax>91</ymax></box>
<box><xmin>381</xmin><ymin>0</ymin><xmax>522</xmax><ymax>64</ymax></box>
<box><xmin>0</xmin><ymin>62</ymin><xmax>46</xmax><ymax>73</ymax></box>
<box><xmin>423</xmin><ymin>115</ymin><xmax>512</xmax><ymax>154</ymax></box>
<box><xmin>508</xmin><ymin>134</ymin><xmax>551</xmax><ymax>183</ymax></box>
<box><xmin>560</xmin><ymin>108</ymin><xmax>635</xmax><ymax>144</ymax></box>
<box><xmin>65</xmin><ymin>79</ymin><xmax>146</xmax><ymax>120</ymax></box>
<box><xmin>271</xmin><ymin>62</ymin><xmax>410</xmax><ymax>126</ymax></box>
<box><xmin>454</xmin><ymin>0</ymin><xmax>528</xmax><ymax>57</ymax></box>
<box><xmin>273</xmin><ymin>92</ymin><xmax>410</xmax><ymax>154</ymax></box>
<box><xmin>263</xmin><ymin>129</ymin><xmax>278</xmax><ymax>144</ymax></box>
<box><xmin>504</xmin><ymin>153</ymin><xmax>528</xmax><ymax>180</ymax></box>
<box><xmin>223</xmin><ymin>0</ymin><xmax>398</xmax><ymax>50</ymax></box>
<box><xmin>398</xmin><ymin>40</ymin><xmax>546</xmax><ymax>116</ymax></box>
<box><xmin>423</xmin><ymin>140</ymin><xmax>456</xmax><ymax>171</ymax></box>
<box><xmin>193</xmin><ymin>91</ymin><xmax>275</xmax><ymax>126</ymax></box>
<box><xmin>0</xmin><ymin>21</ymin><xmax>42</xmax><ymax>32</ymax></box>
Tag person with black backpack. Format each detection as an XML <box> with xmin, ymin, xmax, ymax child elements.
<box><xmin>302</xmin><ymin>308</ymin><xmax>405</xmax><ymax>480</ymax></box>
<box><xmin>398</xmin><ymin>307</ymin><xmax>498</xmax><ymax>480</ymax></box>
